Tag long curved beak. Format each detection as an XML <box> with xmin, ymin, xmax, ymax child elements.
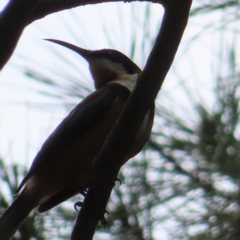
<box><xmin>44</xmin><ymin>39</ymin><xmax>92</xmax><ymax>60</ymax></box>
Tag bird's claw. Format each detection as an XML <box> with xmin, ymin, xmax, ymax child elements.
<box><xmin>115</xmin><ymin>177</ymin><xmax>122</xmax><ymax>185</ymax></box>
<box><xmin>74</xmin><ymin>201</ymin><xmax>110</xmax><ymax>220</ymax></box>
<box><xmin>74</xmin><ymin>201</ymin><xmax>83</xmax><ymax>211</ymax></box>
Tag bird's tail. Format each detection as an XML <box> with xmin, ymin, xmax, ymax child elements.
<box><xmin>0</xmin><ymin>190</ymin><xmax>31</xmax><ymax>240</ymax></box>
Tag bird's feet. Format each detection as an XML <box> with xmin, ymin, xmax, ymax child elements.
<box><xmin>74</xmin><ymin>201</ymin><xmax>110</xmax><ymax>228</ymax></box>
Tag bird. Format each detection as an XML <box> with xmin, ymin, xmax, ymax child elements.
<box><xmin>0</xmin><ymin>39</ymin><xmax>155</xmax><ymax>240</ymax></box>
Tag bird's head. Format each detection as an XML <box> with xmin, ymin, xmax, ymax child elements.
<box><xmin>45</xmin><ymin>39</ymin><xmax>142</xmax><ymax>89</ymax></box>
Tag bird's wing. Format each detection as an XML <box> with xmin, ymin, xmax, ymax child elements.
<box><xmin>16</xmin><ymin>84</ymin><xmax>130</xmax><ymax>193</ymax></box>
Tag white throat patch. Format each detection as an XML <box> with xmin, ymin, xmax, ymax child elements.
<box><xmin>109</xmin><ymin>73</ymin><xmax>138</xmax><ymax>92</ymax></box>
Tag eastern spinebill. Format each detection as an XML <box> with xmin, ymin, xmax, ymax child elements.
<box><xmin>0</xmin><ymin>39</ymin><xmax>155</xmax><ymax>240</ymax></box>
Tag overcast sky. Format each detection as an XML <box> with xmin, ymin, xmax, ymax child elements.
<box><xmin>0</xmin><ymin>1</ymin><xmax>234</xmax><ymax>238</ymax></box>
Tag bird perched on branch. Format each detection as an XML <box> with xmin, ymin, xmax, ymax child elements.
<box><xmin>0</xmin><ymin>39</ymin><xmax>154</xmax><ymax>240</ymax></box>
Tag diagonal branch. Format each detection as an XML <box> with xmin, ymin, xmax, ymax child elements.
<box><xmin>70</xmin><ymin>0</ymin><xmax>192</xmax><ymax>239</ymax></box>
<box><xmin>0</xmin><ymin>0</ymin><xmax>192</xmax><ymax>238</ymax></box>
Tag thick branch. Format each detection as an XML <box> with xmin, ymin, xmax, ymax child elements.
<box><xmin>28</xmin><ymin>0</ymin><xmax>114</xmax><ymax>22</ymax></box>
<box><xmin>71</xmin><ymin>0</ymin><xmax>192</xmax><ymax>239</ymax></box>
<box><xmin>0</xmin><ymin>0</ymin><xmax>146</xmax><ymax>70</ymax></box>
<box><xmin>0</xmin><ymin>0</ymin><xmax>40</xmax><ymax>70</ymax></box>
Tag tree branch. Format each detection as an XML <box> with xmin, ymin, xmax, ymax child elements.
<box><xmin>28</xmin><ymin>0</ymin><xmax>114</xmax><ymax>22</ymax></box>
<box><xmin>71</xmin><ymin>0</ymin><xmax>192</xmax><ymax>239</ymax></box>
<box><xmin>0</xmin><ymin>0</ymin><xmax>148</xmax><ymax>70</ymax></box>
<box><xmin>0</xmin><ymin>0</ymin><xmax>40</xmax><ymax>70</ymax></box>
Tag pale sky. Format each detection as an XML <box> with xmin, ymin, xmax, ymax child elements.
<box><xmin>1</xmin><ymin>1</ymin><xmax>237</xmax><ymax>239</ymax></box>
<box><xmin>0</xmin><ymin>1</ymin><xmax>217</xmax><ymax>166</ymax></box>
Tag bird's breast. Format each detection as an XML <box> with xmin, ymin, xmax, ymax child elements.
<box><xmin>25</xmin><ymin>89</ymin><xmax>154</xmax><ymax>206</ymax></box>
